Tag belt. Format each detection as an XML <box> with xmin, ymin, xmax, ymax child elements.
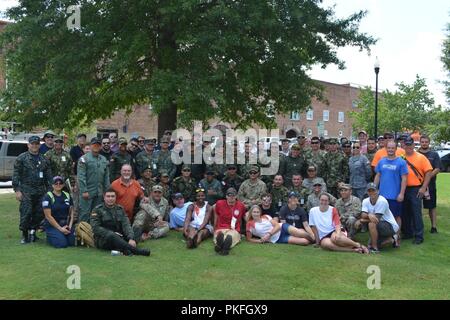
<box><xmin>406</xmin><ymin>185</ymin><xmax>421</xmax><ymax>188</ymax></box>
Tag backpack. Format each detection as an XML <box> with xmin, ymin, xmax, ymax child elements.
<box><xmin>75</xmin><ymin>221</ymin><xmax>95</xmax><ymax>248</ymax></box>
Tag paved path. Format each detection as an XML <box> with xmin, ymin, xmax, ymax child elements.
<box><xmin>0</xmin><ymin>181</ymin><xmax>14</xmax><ymax>194</ymax></box>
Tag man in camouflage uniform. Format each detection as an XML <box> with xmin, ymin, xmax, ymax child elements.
<box><xmin>138</xmin><ymin>165</ymin><xmax>157</xmax><ymax>197</ymax></box>
<box><xmin>278</xmin><ymin>144</ymin><xmax>308</xmax><ymax>187</ymax></box>
<box><xmin>157</xmin><ymin>170</ymin><xmax>172</xmax><ymax>201</ymax></box>
<box><xmin>135</xmin><ymin>139</ymin><xmax>157</xmax><ymax>179</ymax></box>
<box><xmin>366</xmin><ymin>137</ymin><xmax>378</xmax><ymax>164</ymax></box>
<box><xmin>77</xmin><ymin>137</ymin><xmax>110</xmax><ymax>222</ymax></box>
<box><xmin>304</xmin><ymin>136</ymin><xmax>326</xmax><ymax>177</ymax></box>
<box><xmin>44</xmin><ymin>136</ymin><xmax>73</xmax><ymax>181</ymax></box>
<box><xmin>13</xmin><ymin>135</ymin><xmax>53</xmax><ymax>244</ymax></box>
<box><xmin>153</xmin><ymin>136</ymin><xmax>176</xmax><ymax>181</ymax></box>
<box><xmin>342</xmin><ymin>141</ymin><xmax>353</xmax><ymax>161</ymax></box>
<box><xmin>90</xmin><ymin>189</ymin><xmax>150</xmax><ymax>256</ymax></box>
<box><xmin>171</xmin><ymin>165</ymin><xmax>197</xmax><ymax>202</ymax></box>
<box><xmin>297</xmin><ymin>135</ymin><xmax>310</xmax><ymax>153</ymax></box>
<box><xmin>199</xmin><ymin>170</ymin><xmax>224</xmax><ymax>206</ymax></box>
<box><xmin>132</xmin><ymin>185</ymin><xmax>170</xmax><ymax>241</ymax></box>
<box><xmin>306</xmin><ymin>179</ymin><xmax>337</xmax><ymax>212</ymax></box>
<box><xmin>110</xmin><ymin>137</ymin><xmax>133</xmax><ymax>182</ymax></box>
<box><xmin>320</xmin><ymin>138</ymin><xmax>349</xmax><ymax>197</ymax></box>
<box><xmin>237</xmin><ymin>166</ymin><xmax>267</xmax><ymax>209</ymax></box>
<box><xmin>269</xmin><ymin>175</ymin><xmax>289</xmax><ymax>215</ymax></box>
<box><xmin>334</xmin><ymin>184</ymin><xmax>363</xmax><ymax>239</ymax></box>
<box><xmin>288</xmin><ymin>174</ymin><xmax>309</xmax><ymax>208</ymax></box>
<box><xmin>221</xmin><ymin>164</ymin><xmax>244</xmax><ymax>194</ymax></box>
<box><xmin>238</xmin><ymin>142</ymin><xmax>257</xmax><ymax>180</ymax></box>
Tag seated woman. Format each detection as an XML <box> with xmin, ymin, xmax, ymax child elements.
<box><xmin>183</xmin><ymin>188</ymin><xmax>213</xmax><ymax>249</ymax></box>
<box><xmin>42</xmin><ymin>176</ymin><xmax>75</xmax><ymax>248</ymax></box>
<box><xmin>309</xmin><ymin>193</ymin><xmax>369</xmax><ymax>254</ymax></box>
<box><xmin>246</xmin><ymin>205</ymin><xmax>314</xmax><ymax>245</ymax></box>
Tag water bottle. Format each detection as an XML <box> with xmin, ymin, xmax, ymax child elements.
<box><xmin>111</xmin><ymin>250</ymin><xmax>123</xmax><ymax>256</ymax></box>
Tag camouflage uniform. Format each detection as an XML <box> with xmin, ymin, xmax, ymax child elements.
<box><xmin>288</xmin><ymin>185</ymin><xmax>309</xmax><ymax>208</ymax></box>
<box><xmin>199</xmin><ymin>178</ymin><xmax>224</xmax><ymax>206</ymax></box>
<box><xmin>237</xmin><ymin>178</ymin><xmax>267</xmax><ymax>208</ymax></box>
<box><xmin>306</xmin><ymin>192</ymin><xmax>337</xmax><ymax>212</ymax></box>
<box><xmin>304</xmin><ymin>149</ymin><xmax>326</xmax><ymax>177</ymax></box>
<box><xmin>335</xmin><ymin>195</ymin><xmax>362</xmax><ymax>238</ymax></box>
<box><xmin>77</xmin><ymin>152</ymin><xmax>110</xmax><ymax>222</ymax></box>
<box><xmin>12</xmin><ymin>151</ymin><xmax>52</xmax><ymax>232</ymax></box>
<box><xmin>366</xmin><ymin>150</ymin><xmax>377</xmax><ymax>164</ymax></box>
<box><xmin>302</xmin><ymin>177</ymin><xmax>327</xmax><ymax>195</ymax></box>
<box><xmin>157</xmin><ymin>183</ymin><xmax>172</xmax><ymax>203</ymax></box>
<box><xmin>279</xmin><ymin>154</ymin><xmax>308</xmax><ymax>186</ymax></box>
<box><xmin>320</xmin><ymin>151</ymin><xmax>349</xmax><ymax>197</ymax></box>
<box><xmin>132</xmin><ymin>201</ymin><xmax>170</xmax><ymax>240</ymax></box>
<box><xmin>135</xmin><ymin>151</ymin><xmax>157</xmax><ymax>178</ymax></box>
<box><xmin>221</xmin><ymin>173</ymin><xmax>244</xmax><ymax>194</ymax></box>
<box><xmin>153</xmin><ymin>149</ymin><xmax>176</xmax><ymax>180</ymax></box>
<box><xmin>90</xmin><ymin>203</ymin><xmax>134</xmax><ymax>249</ymax></box>
<box><xmin>110</xmin><ymin>151</ymin><xmax>133</xmax><ymax>182</ymax></box>
<box><xmin>138</xmin><ymin>178</ymin><xmax>156</xmax><ymax>197</ymax></box>
<box><xmin>269</xmin><ymin>184</ymin><xmax>289</xmax><ymax>214</ymax></box>
<box><xmin>171</xmin><ymin>176</ymin><xmax>197</xmax><ymax>202</ymax></box>
<box><xmin>44</xmin><ymin>149</ymin><xmax>73</xmax><ymax>181</ymax></box>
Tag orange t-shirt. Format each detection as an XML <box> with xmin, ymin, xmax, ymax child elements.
<box><xmin>371</xmin><ymin>147</ymin><xmax>405</xmax><ymax>167</ymax></box>
<box><xmin>404</xmin><ymin>152</ymin><xmax>433</xmax><ymax>187</ymax></box>
<box><xmin>111</xmin><ymin>178</ymin><xmax>144</xmax><ymax>220</ymax></box>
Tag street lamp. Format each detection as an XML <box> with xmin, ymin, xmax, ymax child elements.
<box><xmin>374</xmin><ymin>57</ymin><xmax>380</xmax><ymax>139</ymax></box>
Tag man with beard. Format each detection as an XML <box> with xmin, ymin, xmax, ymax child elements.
<box><xmin>99</xmin><ymin>137</ymin><xmax>113</xmax><ymax>161</ymax></box>
<box><xmin>39</xmin><ymin>130</ymin><xmax>55</xmax><ymax>154</ymax></box>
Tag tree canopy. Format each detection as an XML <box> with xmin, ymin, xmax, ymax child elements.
<box><xmin>0</xmin><ymin>0</ymin><xmax>375</xmax><ymax>133</ymax></box>
<box><xmin>442</xmin><ymin>21</ymin><xmax>450</xmax><ymax>103</ymax></box>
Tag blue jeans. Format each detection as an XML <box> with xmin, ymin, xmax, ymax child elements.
<box><xmin>402</xmin><ymin>186</ymin><xmax>424</xmax><ymax>241</ymax></box>
<box><xmin>46</xmin><ymin>225</ymin><xmax>75</xmax><ymax>248</ymax></box>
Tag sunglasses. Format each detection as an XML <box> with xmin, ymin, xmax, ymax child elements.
<box><xmin>249</xmin><ymin>171</ymin><xmax>258</xmax><ymax>175</ymax></box>
<box><xmin>311</xmin><ymin>141</ymin><xmax>319</xmax><ymax>144</ymax></box>
<box><xmin>196</xmin><ymin>188</ymin><xmax>205</xmax><ymax>193</ymax></box>
<box><xmin>353</xmin><ymin>146</ymin><xmax>360</xmax><ymax>149</ymax></box>
<box><xmin>138</xmin><ymin>140</ymin><xmax>145</xmax><ymax>143</ymax></box>
<box><xmin>182</xmin><ymin>169</ymin><xmax>191</xmax><ymax>172</ymax></box>
<box><xmin>102</xmin><ymin>142</ymin><xmax>110</xmax><ymax>145</ymax></box>
<box><xmin>228</xmin><ymin>167</ymin><xmax>237</xmax><ymax>170</ymax></box>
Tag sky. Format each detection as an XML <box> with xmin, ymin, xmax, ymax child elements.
<box><xmin>0</xmin><ymin>0</ymin><xmax>449</xmax><ymax>107</ymax></box>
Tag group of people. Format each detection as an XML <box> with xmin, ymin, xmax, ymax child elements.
<box><xmin>12</xmin><ymin>129</ymin><xmax>442</xmax><ymax>256</ymax></box>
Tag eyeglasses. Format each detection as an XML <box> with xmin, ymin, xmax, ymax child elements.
<box><xmin>131</xmin><ymin>144</ymin><xmax>138</xmax><ymax>148</ymax></box>
<box><xmin>353</xmin><ymin>146</ymin><xmax>360</xmax><ymax>149</ymax></box>
<box><xmin>102</xmin><ymin>142</ymin><xmax>110</xmax><ymax>145</ymax></box>
<box><xmin>228</xmin><ymin>167</ymin><xmax>237</xmax><ymax>170</ymax></box>
<box><xmin>182</xmin><ymin>169</ymin><xmax>191</xmax><ymax>172</ymax></box>
<box><xmin>138</xmin><ymin>140</ymin><xmax>145</xmax><ymax>143</ymax></box>
<box><xmin>311</xmin><ymin>141</ymin><xmax>319</xmax><ymax>144</ymax></box>
<box><xmin>196</xmin><ymin>188</ymin><xmax>205</xmax><ymax>193</ymax></box>
<box><xmin>249</xmin><ymin>171</ymin><xmax>258</xmax><ymax>175</ymax></box>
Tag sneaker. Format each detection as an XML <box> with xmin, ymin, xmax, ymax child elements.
<box><xmin>430</xmin><ymin>227</ymin><xmax>438</xmax><ymax>234</ymax></box>
<box><xmin>215</xmin><ymin>232</ymin><xmax>225</xmax><ymax>253</ymax></box>
<box><xmin>368</xmin><ymin>247</ymin><xmax>380</xmax><ymax>254</ymax></box>
<box><xmin>413</xmin><ymin>238</ymin><xmax>424</xmax><ymax>245</ymax></box>
<box><xmin>20</xmin><ymin>231</ymin><xmax>30</xmax><ymax>244</ymax></box>
<box><xmin>135</xmin><ymin>248</ymin><xmax>151</xmax><ymax>256</ymax></box>
<box><xmin>220</xmin><ymin>235</ymin><xmax>233</xmax><ymax>256</ymax></box>
<box><xmin>392</xmin><ymin>235</ymin><xmax>400</xmax><ymax>248</ymax></box>
<box><xmin>28</xmin><ymin>229</ymin><xmax>36</xmax><ymax>243</ymax></box>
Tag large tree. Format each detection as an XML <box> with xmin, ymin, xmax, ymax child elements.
<box><xmin>0</xmin><ymin>0</ymin><xmax>375</xmax><ymax>136</ymax></box>
<box><xmin>442</xmin><ymin>21</ymin><xmax>450</xmax><ymax>102</ymax></box>
<box><xmin>350</xmin><ymin>76</ymin><xmax>435</xmax><ymax>137</ymax></box>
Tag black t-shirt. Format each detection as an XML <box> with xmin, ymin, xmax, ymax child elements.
<box><xmin>418</xmin><ymin>150</ymin><xmax>442</xmax><ymax>188</ymax></box>
<box><xmin>261</xmin><ymin>205</ymin><xmax>278</xmax><ymax>219</ymax></box>
<box><xmin>279</xmin><ymin>205</ymin><xmax>308</xmax><ymax>229</ymax></box>
<box><xmin>42</xmin><ymin>192</ymin><xmax>73</xmax><ymax>227</ymax></box>
<box><xmin>70</xmin><ymin>145</ymin><xmax>84</xmax><ymax>174</ymax></box>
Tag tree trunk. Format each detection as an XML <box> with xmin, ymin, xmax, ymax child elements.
<box><xmin>157</xmin><ymin>103</ymin><xmax>177</xmax><ymax>139</ymax></box>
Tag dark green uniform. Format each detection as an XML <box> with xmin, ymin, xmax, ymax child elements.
<box><xmin>44</xmin><ymin>149</ymin><xmax>73</xmax><ymax>180</ymax></box>
<box><xmin>110</xmin><ymin>151</ymin><xmax>133</xmax><ymax>182</ymax></box>
<box><xmin>153</xmin><ymin>149</ymin><xmax>176</xmax><ymax>180</ymax></box>
<box><xmin>12</xmin><ymin>151</ymin><xmax>52</xmax><ymax>232</ymax></box>
<box><xmin>221</xmin><ymin>173</ymin><xmax>244</xmax><ymax>194</ymax></box>
<box><xmin>320</xmin><ymin>151</ymin><xmax>349</xmax><ymax>197</ymax></box>
<box><xmin>269</xmin><ymin>184</ymin><xmax>289</xmax><ymax>214</ymax></box>
<box><xmin>138</xmin><ymin>178</ymin><xmax>156</xmax><ymax>197</ymax></box>
<box><xmin>77</xmin><ymin>152</ymin><xmax>110</xmax><ymax>222</ymax></box>
<box><xmin>135</xmin><ymin>151</ymin><xmax>157</xmax><ymax>177</ymax></box>
<box><xmin>304</xmin><ymin>149</ymin><xmax>326</xmax><ymax>177</ymax></box>
<box><xmin>171</xmin><ymin>176</ymin><xmax>197</xmax><ymax>202</ymax></box>
<box><xmin>279</xmin><ymin>154</ymin><xmax>308</xmax><ymax>186</ymax></box>
<box><xmin>199</xmin><ymin>178</ymin><xmax>224</xmax><ymax>206</ymax></box>
<box><xmin>90</xmin><ymin>203</ymin><xmax>134</xmax><ymax>249</ymax></box>
<box><xmin>288</xmin><ymin>185</ymin><xmax>309</xmax><ymax>208</ymax></box>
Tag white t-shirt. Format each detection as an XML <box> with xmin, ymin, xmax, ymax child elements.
<box><xmin>308</xmin><ymin>206</ymin><xmax>340</xmax><ymax>240</ymax></box>
<box><xmin>246</xmin><ymin>215</ymin><xmax>281</xmax><ymax>243</ymax></box>
<box><xmin>362</xmin><ymin>195</ymin><xmax>399</xmax><ymax>233</ymax></box>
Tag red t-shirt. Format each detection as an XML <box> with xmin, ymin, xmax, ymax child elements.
<box><xmin>214</xmin><ymin>199</ymin><xmax>246</xmax><ymax>232</ymax></box>
<box><xmin>111</xmin><ymin>178</ymin><xmax>144</xmax><ymax>221</ymax></box>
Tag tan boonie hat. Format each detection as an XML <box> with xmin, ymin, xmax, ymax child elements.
<box><xmin>152</xmin><ymin>185</ymin><xmax>164</xmax><ymax>192</ymax></box>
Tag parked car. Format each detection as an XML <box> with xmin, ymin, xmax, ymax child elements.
<box><xmin>0</xmin><ymin>140</ymin><xmax>29</xmax><ymax>181</ymax></box>
<box><xmin>438</xmin><ymin>149</ymin><xmax>450</xmax><ymax>172</ymax></box>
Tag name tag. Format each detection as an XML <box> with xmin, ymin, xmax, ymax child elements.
<box><xmin>231</xmin><ymin>217</ymin><xmax>237</xmax><ymax>230</ymax></box>
<box><xmin>301</xmin><ymin>198</ymin><xmax>305</xmax><ymax>205</ymax></box>
<box><xmin>61</xmin><ymin>156</ymin><xmax>66</xmax><ymax>162</ymax></box>
<box><xmin>153</xmin><ymin>164</ymin><xmax>157</xmax><ymax>169</ymax></box>
<box><xmin>39</xmin><ymin>172</ymin><xmax>43</xmax><ymax>178</ymax></box>
<box><xmin>278</xmin><ymin>201</ymin><xmax>282</xmax><ymax>207</ymax></box>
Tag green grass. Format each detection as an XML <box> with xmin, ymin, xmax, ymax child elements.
<box><xmin>1</xmin><ymin>175</ymin><xmax>449</xmax><ymax>300</ymax></box>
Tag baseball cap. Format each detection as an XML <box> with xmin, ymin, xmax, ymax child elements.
<box><xmin>144</xmin><ymin>139</ymin><xmax>155</xmax><ymax>145</ymax></box>
<box><xmin>288</xmin><ymin>191</ymin><xmax>299</xmax><ymax>198</ymax></box>
<box><xmin>366</xmin><ymin>182</ymin><xmax>378</xmax><ymax>191</ymax></box>
<box><xmin>226</xmin><ymin>187</ymin><xmax>237</xmax><ymax>196</ymax></box>
<box><xmin>119</xmin><ymin>137</ymin><xmax>128</xmax><ymax>145</ymax></box>
<box><xmin>90</xmin><ymin>137</ymin><xmax>101</xmax><ymax>145</ymax></box>
<box><xmin>281</xmin><ymin>138</ymin><xmax>289</xmax><ymax>142</ymax></box>
<box><xmin>54</xmin><ymin>136</ymin><xmax>64</xmax><ymax>143</ymax></box>
<box><xmin>43</xmin><ymin>130</ymin><xmax>55</xmax><ymax>138</ymax></box>
<box><xmin>312</xmin><ymin>178</ymin><xmax>323</xmax><ymax>186</ymax></box>
<box><xmin>358</xmin><ymin>130</ymin><xmax>367</xmax><ymax>135</ymax></box>
<box><xmin>404</xmin><ymin>136</ymin><xmax>415</xmax><ymax>145</ymax></box>
<box><xmin>328</xmin><ymin>138</ymin><xmax>338</xmax><ymax>144</ymax></box>
<box><xmin>28</xmin><ymin>135</ymin><xmax>41</xmax><ymax>144</ymax></box>
<box><xmin>77</xmin><ymin>133</ymin><xmax>87</xmax><ymax>139</ymax></box>
<box><xmin>182</xmin><ymin>165</ymin><xmax>191</xmax><ymax>171</ymax></box>
<box><xmin>52</xmin><ymin>176</ymin><xmax>64</xmax><ymax>184</ymax></box>
<box><xmin>339</xmin><ymin>183</ymin><xmax>352</xmax><ymax>190</ymax></box>
<box><xmin>159</xmin><ymin>170</ymin><xmax>169</xmax><ymax>177</ymax></box>
<box><xmin>206</xmin><ymin>170</ymin><xmax>216</xmax><ymax>175</ymax></box>
<box><xmin>227</xmin><ymin>164</ymin><xmax>237</xmax><ymax>169</ymax></box>
<box><xmin>291</xmin><ymin>144</ymin><xmax>301</xmax><ymax>150</ymax></box>
<box><xmin>249</xmin><ymin>165</ymin><xmax>260</xmax><ymax>173</ymax></box>
<box><xmin>172</xmin><ymin>192</ymin><xmax>184</xmax><ymax>200</ymax></box>
<box><xmin>342</xmin><ymin>142</ymin><xmax>352</xmax><ymax>148</ymax></box>
<box><xmin>152</xmin><ymin>185</ymin><xmax>164</xmax><ymax>192</ymax></box>
<box><xmin>160</xmin><ymin>136</ymin><xmax>170</xmax><ymax>143</ymax></box>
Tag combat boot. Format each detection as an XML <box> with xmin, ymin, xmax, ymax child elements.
<box><xmin>20</xmin><ymin>230</ymin><xmax>30</xmax><ymax>244</ymax></box>
<box><xmin>29</xmin><ymin>229</ymin><xmax>37</xmax><ymax>242</ymax></box>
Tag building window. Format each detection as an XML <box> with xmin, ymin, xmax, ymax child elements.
<box><xmin>338</xmin><ymin>112</ymin><xmax>345</xmax><ymax>123</ymax></box>
<box><xmin>306</xmin><ymin>109</ymin><xmax>314</xmax><ymax>121</ymax></box>
<box><xmin>290</xmin><ymin>111</ymin><xmax>300</xmax><ymax>121</ymax></box>
<box><xmin>307</xmin><ymin>129</ymin><xmax>313</xmax><ymax>136</ymax></box>
<box><xmin>323</xmin><ymin>130</ymin><xmax>328</xmax><ymax>137</ymax></box>
<box><xmin>339</xmin><ymin>130</ymin><xmax>343</xmax><ymax>137</ymax></box>
<box><xmin>323</xmin><ymin>110</ymin><xmax>329</xmax><ymax>122</ymax></box>
<box><xmin>352</xmin><ymin>100</ymin><xmax>358</xmax><ymax>108</ymax></box>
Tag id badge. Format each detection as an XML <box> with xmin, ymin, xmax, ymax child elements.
<box><xmin>39</xmin><ymin>172</ymin><xmax>43</xmax><ymax>179</ymax></box>
<box><xmin>231</xmin><ymin>217</ymin><xmax>237</xmax><ymax>230</ymax></box>
<box><xmin>61</xmin><ymin>156</ymin><xmax>66</xmax><ymax>162</ymax></box>
<box><xmin>278</xmin><ymin>201</ymin><xmax>282</xmax><ymax>207</ymax></box>
<box><xmin>300</xmin><ymin>198</ymin><xmax>305</xmax><ymax>205</ymax></box>
<box><xmin>153</xmin><ymin>163</ymin><xmax>157</xmax><ymax>170</ymax></box>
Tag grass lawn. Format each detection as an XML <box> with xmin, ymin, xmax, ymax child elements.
<box><xmin>0</xmin><ymin>174</ymin><xmax>449</xmax><ymax>300</ymax></box>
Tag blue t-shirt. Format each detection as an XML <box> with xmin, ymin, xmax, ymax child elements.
<box><xmin>42</xmin><ymin>192</ymin><xmax>73</xmax><ymax>227</ymax></box>
<box><xmin>375</xmin><ymin>157</ymin><xmax>409</xmax><ymax>200</ymax></box>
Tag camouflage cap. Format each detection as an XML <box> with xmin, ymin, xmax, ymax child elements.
<box><xmin>160</xmin><ymin>136</ymin><xmax>170</xmax><ymax>143</ymax></box>
<box><xmin>328</xmin><ymin>138</ymin><xmax>338</xmax><ymax>144</ymax></box>
<box><xmin>159</xmin><ymin>170</ymin><xmax>169</xmax><ymax>177</ymax></box>
<box><xmin>54</xmin><ymin>136</ymin><xmax>64</xmax><ymax>143</ymax></box>
<box><xmin>226</xmin><ymin>187</ymin><xmax>237</xmax><ymax>196</ymax></box>
<box><xmin>119</xmin><ymin>137</ymin><xmax>128</xmax><ymax>145</ymax></box>
<box><xmin>339</xmin><ymin>183</ymin><xmax>352</xmax><ymax>190</ymax></box>
<box><xmin>152</xmin><ymin>185</ymin><xmax>164</xmax><ymax>192</ymax></box>
<box><xmin>366</xmin><ymin>182</ymin><xmax>378</xmax><ymax>191</ymax></box>
<box><xmin>182</xmin><ymin>165</ymin><xmax>191</xmax><ymax>171</ymax></box>
<box><xmin>141</xmin><ymin>165</ymin><xmax>153</xmax><ymax>174</ymax></box>
<box><xmin>28</xmin><ymin>135</ymin><xmax>41</xmax><ymax>144</ymax></box>
<box><xmin>43</xmin><ymin>130</ymin><xmax>55</xmax><ymax>138</ymax></box>
<box><xmin>291</xmin><ymin>144</ymin><xmax>301</xmax><ymax>150</ymax></box>
<box><xmin>249</xmin><ymin>165</ymin><xmax>260</xmax><ymax>173</ymax></box>
<box><xmin>144</xmin><ymin>139</ymin><xmax>155</xmax><ymax>145</ymax></box>
<box><xmin>312</xmin><ymin>178</ymin><xmax>323</xmax><ymax>186</ymax></box>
